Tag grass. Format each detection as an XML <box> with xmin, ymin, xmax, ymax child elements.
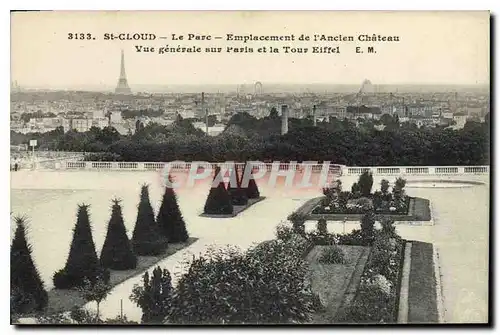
<box><xmin>305</xmin><ymin>245</ymin><xmax>370</xmax><ymax>324</ymax></box>
<box><xmin>407</xmin><ymin>241</ymin><xmax>439</xmax><ymax>323</ymax></box>
<box><xmin>30</xmin><ymin>237</ymin><xmax>198</xmax><ymax>317</ymax></box>
<box><xmin>296</xmin><ymin>196</ymin><xmax>431</xmax><ymax>222</ymax></box>
<box><xmin>199</xmin><ymin>196</ymin><xmax>266</xmax><ymax>218</ymax></box>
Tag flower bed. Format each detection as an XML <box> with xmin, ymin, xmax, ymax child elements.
<box><xmin>337</xmin><ymin>232</ymin><xmax>405</xmax><ymax>323</ymax></box>
<box><xmin>294</xmin><ymin>196</ymin><xmax>431</xmax><ymax>222</ymax></box>
<box><xmin>312</xmin><ymin>196</ymin><xmax>411</xmax><ymax>216</ymax></box>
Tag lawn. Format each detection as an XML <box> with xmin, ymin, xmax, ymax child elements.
<box><xmin>407</xmin><ymin>241</ymin><xmax>439</xmax><ymax>323</ymax></box>
<box><xmin>305</xmin><ymin>245</ymin><xmax>370</xmax><ymax>324</ymax></box>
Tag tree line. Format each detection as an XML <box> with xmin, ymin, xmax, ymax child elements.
<box><xmin>10</xmin><ymin>110</ymin><xmax>490</xmax><ymax>166</ymax></box>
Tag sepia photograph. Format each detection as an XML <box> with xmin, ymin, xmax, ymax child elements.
<box><xmin>9</xmin><ymin>10</ymin><xmax>490</xmax><ymax>325</ymax></box>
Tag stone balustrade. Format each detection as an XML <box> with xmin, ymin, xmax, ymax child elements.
<box><xmin>55</xmin><ymin>161</ymin><xmax>489</xmax><ymax>176</ymax></box>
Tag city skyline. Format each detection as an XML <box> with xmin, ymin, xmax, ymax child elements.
<box><xmin>11</xmin><ymin>11</ymin><xmax>490</xmax><ymax>89</ymax></box>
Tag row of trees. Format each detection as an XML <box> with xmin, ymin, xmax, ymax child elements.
<box><xmin>11</xmin><ymin>181</ymin><xmax>189</xmax><ymax>316</ymax></box>
<box><xmin>11</xmin><ymin>110</ymin><xmax>489</xmax><ymax>166</ymax></box>
<box><xmin>203</xmin><ymin>164</ymin><xmax>261</xmax><ymax>215</ymax></box>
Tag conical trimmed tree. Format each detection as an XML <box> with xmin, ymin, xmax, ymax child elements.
<box><xmin>132</xmin><ymin>184</ymin><xmax>169</xmax><ymax>256</ymax></box>
<box><xmin>11</xmin><ymin>216</ymin><xmax>48</xmax><ymax>314</ymax></box>
<box><xmin>228</xmin><ymin>167</ymin><xmax>248</xmax><ymax>206</ymax></box>
<box><xmin>157</xmin><ymin>175</ymin><xmax>189</xmax><ymax>243</ymax></box>
<box><xmin>203</xmin><ymin>166</ymin><xmax>234</xmax><ymax>215</ymax></box>
<box><xmin>54</xmin><ymin>204</ymin><xmax>109</xmax><ymax>289</ymax></box>
<box><xmin>100</xmin><ymin>199</ymin><xmax>137</xmax><ymax>270</ymax></box>
<box><xmin>243</xmin><ymin>162</ymin><xmax>260</xmax><ymax>199</ymax></box>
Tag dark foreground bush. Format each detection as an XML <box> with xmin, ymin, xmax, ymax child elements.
<box><xmin>130</xmin><ymin>267</ymin><xmax>173</xmax><ymax>324</ymax></box>
<box><xmin>167</xmin><ymin>237</ymin><xmax>314</xmax><ymax>324</ymax></box>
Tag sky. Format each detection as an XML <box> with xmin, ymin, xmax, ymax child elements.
<box><xmin>11</xmin><ymin>11</ymin><xmax>490</xmax><ymax>89</ymax></box>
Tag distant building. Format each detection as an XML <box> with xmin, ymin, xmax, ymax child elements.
<box><xmin>110</xmin><ymin>111</ymin><xmax>123</xmax><ymax>124</ymax></box>
<box><xmin>359</xmin><ymin>79</ymin><xmax>375</xmax><ymax>94</ymax></box>
<box><xmin>92</xmin><ymin>110</ymin><xmax>105</xmax><ymax>119</ymax></box>
<box><xmin>67</xmin><ymin>118</ymin><xmax>93</xmax><ymax>132</ymax></box>
<box><xmin>453</xmin><ymin>113</ymin><xmax>468</xmax><ymax>129</ymax></box>
<box><xmin>93</xmin><ymin>118</ymin><xmax>109</xmax><ymax>129</ymax></box>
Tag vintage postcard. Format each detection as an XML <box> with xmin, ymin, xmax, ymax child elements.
<box><xmin>10</xmin><ymin>10</ymin><xmax>490</xmax><ymax>325</ymax></box>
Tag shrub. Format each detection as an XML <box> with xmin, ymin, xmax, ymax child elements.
<box><xmin>203</xmin><ymin>167</ymin><xmax>234</xmax><ymax>215</ymax></box>
<box><xmin>131</xmin><ymin>184</ymin><xmax>168</xmax><ymax>256</ymax></box>
<box><xmin>287</xmin><ymin>212</ymin><xmax>307</xmax><ymax>236</ymax></box>
<box><xmin>360</xmin><ymin>211</ymin><xmax>376</xmax><ymax>245</ymax></box>
<box><xmin>316</xmin><ymin>218</ymin><xmax>328</xmax><ymax>235</ymax></box>
<box><xmin>318</xmin><ymin>246</ymin><xmax>346</xmax><ymax>264</ymax></box>
<box><xmin>168</xmin><ymin>241</ymin><xmax>314</xmax><ymax>324</ymax></box>
<box><xmin>54</xmin><ymin>204</ymin><xmax>109</xmax><ymax>289</ymax></box>
<box><xmin>227</xmin><ymin>167</ymin><xmax>249</xmax><ymax>206</ymax></box>
<box><xmin>380</xmin><ymin>179</ymin><xmax>390</xmax><ymax>194</ymax></box>
<box><xmin>342</xmin><ymin>285</ymin><xmax>393</xmax><ymax>323</ymax></box>
<box><xmin>358</xmin><ymin>171</ymin><xmax>374</xmax><ymax>197</ymax></box>
<box><xmin>380</xmin><ymin>217</ymin><xmax>396</xmax><ymax>237</ymax></box>
<box><xmin>100</xmin><ymin>199</ymin><xmax>137</xmax><ymax>270</ymax></box>
<box><xmin>130</xmin><ymin>267</ymin><xmax>173</xmax><ymax>324</ymax></box>
<box><xmin>394</xmin><ymin>177</ymin><xmax>406</xmax><ymax>191</ymax></box>
<box><xmin>157</xmin><ymin>176</ymin><xmax>189</xmax><ymax>243</ymax></box>
<box><xmin>351</xmin><ymin>182</ymin><xmax>361</xmax><ymax>196</ymax></box>
<box><xmin>78</xmin><ymin>277</ymin><xmax>112</xmax><ymax>323</ymax></box>
<box><xmin>373</xmin><ymin>191</ymin><xmax>383</xmax><ymax>210</ymax></box>
<box><xmin>337</xmin><ymin>229</ymin><xmax>365</xmax><ymax>246</ymax></box>
<box><xmin>53</xmin><ymin>267</ymin><xmax>110</xmax><ymax>290</ymax></box>
<box><xmin>286</xmin><ymin>233</ymin><xmax>311</xmax><ymax>257</ymax></box>
<box><xmin>275</xmin><ymin>222</ymin><xmax>295</xmax><ymax>241</ymax></box>
<box><xmin>10</xmin><ymin>216</ymin><xmax>48</xmax><ymax>315</ymax></box>
<box><xmin>306</xmin><ymin>231</ymin><xmax>338</xmax><ymax>246</ymax></box>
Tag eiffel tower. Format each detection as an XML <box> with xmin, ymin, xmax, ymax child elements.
<box><xmin>115</xmin><ymin>50</ymin><xmax>132</xmax><ymax>94</ymax></box>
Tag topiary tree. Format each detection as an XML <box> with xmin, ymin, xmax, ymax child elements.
<box><xmin>351</xmin><ymin>182</ymin><xmax>361</xmax><ymax>197</ymax></box>
<box><xmin>53</xmin><ymin>204</ymin><xmax>109</xmax><ymax>289</ymax></box>
<box><xmin>227</xmin><ymin>167</ymin><xmax>248</xmax><ymax>206</ymax></box>
<box><xmin>11</xmin><ymin>216</ymin><xmax>48</xmax><ymax>315</ymax></box>
<box><xmin>287</xmin><ymin>212</ymin><xmax>307</xmax><ymax>236</ymax></box>
<box><xmin>203</xmin><ymin>167</ymin><xmax>234</xmax><ymax>215</ymax></box>
<box><xmin>380</xmin><ymin>179</ymin><xmax>390</xmax><ymax>195</ymax></box>
<box><xmin>358</xmin><ymin>171</ymin><xmax>374</xmax><ymax>197</ymax></box>
<box><xmin>394</xmin><ymin>177</ymin><xmax>406</xmax><ymax>191</ymax></box>
<box><xmin>243</xmin><ymin>162</ymin><xmax>260</xmax><ymax>199</ymax></box>
<box><xmin>132</xmin><ymin>184</ymin><xmax>168</xmax><ymax>256</ymax></box>
<box><xmin>360</xmin><ymin>211</ymin><xmax>376</xmax><ymax>245</ymax></box>
<box><xmin>157</xmin><ymin>176</ymin><xmax>189</xmax><ymax>243</ymax></box>
<box><xmin>380</xmin><ymin>217</ymin><xmax>396</xmax><ymax>237</ymax></box>
<box><xmin>100</xmin><ymin>199</ymin><xmax>137</xmax><ymax>270</ymax></box>
<box><xmin>130</xmin><ymin>266</ymin><xmax>173</xmax><ymax>324</ymax></box>
<box><xmin>316</xmin><ymin>218</ymin><xmax>328</xmax><ymax>236</ymax></box>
